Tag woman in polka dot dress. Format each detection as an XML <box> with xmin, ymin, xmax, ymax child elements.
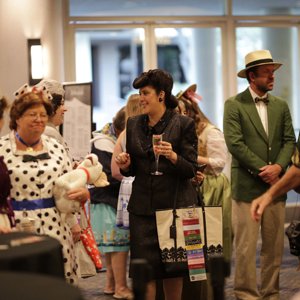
<box><xmin>0</xmin><ymin>84</ymin><xmax>89</xmax><ymax>284</ymax></box>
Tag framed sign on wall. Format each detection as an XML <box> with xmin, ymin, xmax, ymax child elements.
<box><xmin>62</xmin><ymin>82</ymin><xmax>92</xmax><ymax>161</ymax></box>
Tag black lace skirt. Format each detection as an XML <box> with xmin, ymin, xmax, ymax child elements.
<box><xmin>129</xmin><ymin>213</ymin><xmax>178</xmax><ymax>280</ymax></box>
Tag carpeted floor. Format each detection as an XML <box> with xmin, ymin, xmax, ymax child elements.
<box><xmin>78</xmin><ymin>228</ymin><xmax>300</xmax><ymax>300</ymax></box>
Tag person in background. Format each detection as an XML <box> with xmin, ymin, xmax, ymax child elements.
<box><xmin>36</xmin><ymin>79</ymin><xmax>70</xmax><ymax>156</ymax></box>
<box><xmin>0</xmin><ymin>93</ymin><xmax>15</xmax><ymax>233</ymax></box>
<box><xmin>177</xmin><ymin>84</ymin><xmax>232</xmax><ymax>263</ymax></box>
<box><xmin>111</xmin><ymin>93</ymin><xmax>142</xmax><ymax>229</ymax></box>
<box><xmin>0</xmin><ymin>84</ymin><xmax>90</xmax><ymax>284</ymax></box>
<box><xmin>223</xmin><ymin>49</ymin><xmax>296</xmax><ymax>300</ymax></box>
<box><xmin>90</xmin><ymin>107</ymin><xmax>133</xmax><ymax>300</ymax></box>
<box><xmin>115</xmin><ymin>69</ymin><xmax>198</xmax><ymax>300</ymax></box>
<box><xmin>36</xmin><ymin>79</ymin><xmax>81</xmax><ymax>243</ymax></box>
<box><xmin>250</xmin><ymin>133</ymin><xmax>300</xmax><ymax>221</ymax></box>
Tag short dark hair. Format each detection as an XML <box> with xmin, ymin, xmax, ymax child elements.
<box><xmin>246</xmin><ymin>66</ymin><xmax>259</xmax><ymax>83</ymax></box>
<box><xmin>132</xmin><ymin>69</ymin><xmax>178</xmax><ymax>109</ymax></box>
<box><xmin>9</xmin><ymin>92</ymin><xmax>53</xmax><ymax>130</ymax></box>
<box><xmin>51</xmin><ymin>93</ymin><xmax>64</xmax><ymax>115</ymax></box>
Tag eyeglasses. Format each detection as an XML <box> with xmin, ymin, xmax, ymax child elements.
<box><xmin>23</xmin><ymin>112</ymin><xmax>48</xmax><ymax>120</ymax></box>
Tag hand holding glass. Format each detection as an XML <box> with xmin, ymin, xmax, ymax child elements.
<box><xmin>152</xmin><ymin>134</ymin><xmax>163</xmax><ymax>175</ymax></box>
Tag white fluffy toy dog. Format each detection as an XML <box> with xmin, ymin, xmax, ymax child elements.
<box><xmin>53</xmin><ymin>153</ymin><xmax>109</xmax><ymax>217</ymax></box>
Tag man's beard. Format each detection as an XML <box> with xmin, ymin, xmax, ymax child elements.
<box><xmin>256</xmin><ymin>82</ymin><xmax>273</xmax><ymax>93</ymax></box>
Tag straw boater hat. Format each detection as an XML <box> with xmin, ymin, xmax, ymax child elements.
<box><xmin>176</xmin><ymin>84</ymin><xmax>197</xmax><ymax>99</ymax></box>
<box><xmin>237</xmin><ymin>49</ymin><xmax>282</xmax><ymax>78</ymax></box>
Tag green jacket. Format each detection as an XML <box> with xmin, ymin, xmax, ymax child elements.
<box><xmin>223</xmin><ymin>88</ymin><xmax>296</xmax><ymax>202</ymax></box>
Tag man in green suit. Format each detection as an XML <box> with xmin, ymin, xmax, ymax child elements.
<box><xmin>250</xmin><ymin>133</ymin><xmax>300</xmax><ymax>221</ymax></box>
<box><xmin>223</xmin><ymin>49</ymin><xmax>296</xmax><ymax>300</ymax></box>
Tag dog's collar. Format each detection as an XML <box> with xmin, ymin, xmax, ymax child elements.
<box><xmin>77</xmin><ymin>166</ymin><xmax>90</xmax><ymax>182</ymax></box>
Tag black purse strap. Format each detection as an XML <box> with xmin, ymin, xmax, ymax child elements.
<box><xmin>170</xmin><ymin>178</ymin><xmax>180</xmax><ymax>241</ymax></box>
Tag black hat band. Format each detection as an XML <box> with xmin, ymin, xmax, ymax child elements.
<box><xmin>246</xmin><ymin>58</ymin><xmax>274</xmax><ymax>68</ymax></box>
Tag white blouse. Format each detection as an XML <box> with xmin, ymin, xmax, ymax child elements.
<box><xmin>201</xmin><ymin>127</ymin><xmax>229</xmax><ymax>176</ymax></box>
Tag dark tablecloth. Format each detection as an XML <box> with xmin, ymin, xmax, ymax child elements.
<box><xmin>0</xmin><ymin>231</ymin><xmax>64</xmax><ymax>278</ymax></box>
<box><xmin>0</xmin><ymin>271</ymin><xmax>84</xmax><ymax>300</ymax></box>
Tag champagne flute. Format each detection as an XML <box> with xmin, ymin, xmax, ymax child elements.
<box><xmin>151</xmin><ymin>134</ymin><xmax>163</xmax><ymax>175</ymax></box>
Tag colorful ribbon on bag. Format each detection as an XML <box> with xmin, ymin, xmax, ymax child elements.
<box><xmin>182</xmin><ymin>208</ymin><xmax>207</xmax><ymax>281</ymax></box>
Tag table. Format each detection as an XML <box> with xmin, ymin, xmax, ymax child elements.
<box><xmin>0</xmin><ymin>231</ymin><xmax>64</xmax><ymax>278</ymax></box>
<box><xmin>0</xmin><ymin>271</ymin><xmax>84</xmax><ymax>300</ymax></box>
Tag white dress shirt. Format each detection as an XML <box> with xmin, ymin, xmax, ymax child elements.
<box><xmin>249</xmin><ymin>87</ymin><xmax>268</xmax><ymax>136</ymax></box>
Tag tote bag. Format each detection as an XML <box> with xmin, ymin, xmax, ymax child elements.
<box><xmin>156</xmin><ymin>205</ymin><xmax>223</xmax><ymax>280</ymax></box>
<box><xmin>75</xmin><ymin>240</ymin><xmax>97</xmax><ymax>278</ymax></box>
<box><xmin>80</xmin><ymin>202</ymin><xmax>103</xmax><ymax>271</ymax></box>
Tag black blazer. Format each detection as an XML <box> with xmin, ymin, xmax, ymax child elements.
<box><xmin>124</xmin><ymin>109</ymin><xmax>198</xmax><ymax>216</ymax></box>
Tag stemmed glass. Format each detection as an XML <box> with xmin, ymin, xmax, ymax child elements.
<box><xmin>151</xmin><ymin>134</ymin><xmax>163</xmax><ymax>175</ymax></box>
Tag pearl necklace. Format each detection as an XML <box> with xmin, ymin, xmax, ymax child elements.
<box><xmin>15</xmin><ymin>132</ymin><xmax>40</xmax><ymax>152</ymax></box>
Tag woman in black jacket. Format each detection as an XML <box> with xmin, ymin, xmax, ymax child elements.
<box><xmin>116</xmin><ymin>69</ymin><xmax>198</xmax><ymax>300</ymax></box>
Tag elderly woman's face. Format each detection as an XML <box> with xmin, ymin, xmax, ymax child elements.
<box><xmin>16</xmin><ymin>104</ymin><xmax>48</xmax><ymax>135</ymax></box>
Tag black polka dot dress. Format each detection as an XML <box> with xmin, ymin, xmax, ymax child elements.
<box><xmin>0</xmin><ymin>132</ymin><xmax>78</xmax><ymax>284</ymax></box>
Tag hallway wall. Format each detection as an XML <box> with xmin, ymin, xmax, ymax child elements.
<box><xmin>0</xmin><ymin>0</ymin><xmax>64</xmax><ymax>134</ymax></box>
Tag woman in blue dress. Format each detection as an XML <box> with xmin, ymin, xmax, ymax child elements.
<box><xmin>90</xmin><ymin>107</ymin><xmax>132</xmax><ymax>299</ymax></box>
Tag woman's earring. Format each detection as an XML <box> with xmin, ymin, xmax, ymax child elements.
<box><xmin>159</xmin><ymin>98</ymin><xmax>163</xmax><ymax>102</ymax></box>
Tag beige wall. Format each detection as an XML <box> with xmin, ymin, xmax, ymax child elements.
<box><xmin>0</xmin><ymin>0</ymin><xmax>65</xmax><ymax>134</ymax></box>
